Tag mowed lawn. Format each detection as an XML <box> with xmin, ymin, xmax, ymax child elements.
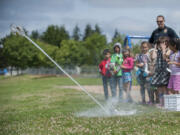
<box><xmin>0</xmin><ymin>75</ymin><xmax>180</xmax><ymax>135</ymax></box>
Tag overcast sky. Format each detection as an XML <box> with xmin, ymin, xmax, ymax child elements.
<box><xmin>1</xmin><ymin>0</ymin><xmax>180</xmax><ymax>42</ymax></box>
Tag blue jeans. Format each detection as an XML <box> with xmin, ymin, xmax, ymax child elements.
<box><xmin>139</xmin><ymin>79</ymin><xmax>151</xmax><ymax>103</ymax></box>
<box><xmin>102</xmin><ymin>76</ymin><xmax>114</xmax><ymax>100</ymax></box>
<box><xmin>112</xmin><ymin>76</ymin><xmax>124</xmax><ymax>98</ymax></box>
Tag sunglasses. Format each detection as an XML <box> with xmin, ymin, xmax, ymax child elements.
<box><xmin>156</xmin><ymin>20</ymin><xmax>164</xmax><ymax>23</ymax></box>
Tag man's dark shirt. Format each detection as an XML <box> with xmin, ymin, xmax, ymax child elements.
<box><xmin>149</xmin><ymin>25</ymin><xmax>179</xmax><ymax>44</ymax></box>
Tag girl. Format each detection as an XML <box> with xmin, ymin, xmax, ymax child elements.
<box><xmin>111</xmin><ymin>42</ymin><xmax>124</xmax><ymax>99</ymax></box>
<box><xmin>151</xmin><ymin>36</ymin><xmax>171</xmax><ymax>106</ymax></box>
<box><xmin>167</xmin><ymin>38</ymin><xmax>180</xmax><ymax>94</ymax></box>
<box><xmin>121</xmin><ymin>49</ymin><xmax>134</xmax><ymax>102</ymax></box>
<box><xmin>136</xmin><ymin>41</ymin><xmax>152</xmax><ymax>104</ymax></box>
<box><xmin>148</xmin><ymin>45</ymin><xmax>158</xmax><ymax>104</ymax></box>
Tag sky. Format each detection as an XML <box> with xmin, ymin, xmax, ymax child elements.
<box><xmin>1</xmin><ymin>0</ymin><xmax>180</xmax><ymax>42</ymax></box>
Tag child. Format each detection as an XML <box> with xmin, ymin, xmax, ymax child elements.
<box><xmin>110</xmin><ymin>42</ymin><xmax>124</xmax><ymax>99</ymax></box>
<box><xmin>121</xmin><ymin>49</ymin><xmax>134</xmax><ymax>102</ymax></box>
<box><xmin>135</xmin><ymin>41</ymin><xmax>151</xmax><ymax>104</ymax></box>
<box><xmin>151</xmin><ymin>36</ymin><xmax>171</xmax><ymax>106</ymax></box>
<box><xmin>99</xmin><ymin>49</ymin><xmax>114</xmax><ymax>100</ymax></box>
<box><xmin>148</xmin><ymin>46</ymin><xmax>158</xmax><ymax>104</ymax></box>
<box><xmin>167</xmin><ymin>38</ymin><xmax>180</xmax><ymax>94</ymax></box>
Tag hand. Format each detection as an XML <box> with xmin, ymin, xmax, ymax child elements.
<box><xmin>151</xmin><ymin>49</ymin><xmax>157</xmax><ymax>60</ymax></box>
<box><xmin>121</xmin><ymin>65</ymin><xmax>126</xmax><ymax>69</ymax></box>
<box><xmin>160</xmin><ymin>43</ymin><xmax>166</xmax><ymax>51</ymax></box>
<box><xmin>149</xmin><ymin>72</ymin><xmax>153</xmax><ymax>76</ymax></box>
<box><xmin>166</xmin><ymin>58</ymin><xmax>170</xmax><ymax>62</ymax></box>
<box><xmin>168</xmin><ymin>61</ymin><xmax>176</xmax><ymax>65</ymax></box>
<box><xmin>113</xmin><ymin>70</ymin><xmax>117</xmax><ymax>74</ymax></box>
<box><xmin>136</xmin><ymin>63</ymin><xmax>144</xmax><ymax>67</ymax></box>
<box><xmin>135</xmin><ymin>54</ymin><xmax>139</xmax><ymax>57</ymax></box>
<box><xmin>135</xmin><ymin>54</ymin><xmax>139</xmax><ymax>61</ymax></box>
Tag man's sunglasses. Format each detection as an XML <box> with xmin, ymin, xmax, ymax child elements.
<box><xmin>156</xmin><ymin>20</ymin><xmax>164</xmax><ymax>23</ymax></box>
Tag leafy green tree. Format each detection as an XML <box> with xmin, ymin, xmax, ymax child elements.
<box><xmin>84</xmin><ymin>33</ymin><xmax>107</xmax><ymax>65</ymax></box>
<box><xmin>113</xmin><ymin>29</ymin><xmax>119</xmax><ymax>39</ymax></box>
<box><xmin>42</xmin><ymin>25</ymin><xmax>69</xmax><ymax>47</ymax></box>
<box><xmin>94</xmin><ymin>24</ymin><xmax>101</xmax><ymax>34</ymax></box>
<box><xmin>0</xmin><ymin>39</ymin><xmax>7</xmax><ymax>68</ymax></box>
<box><xmin>83</xmin><ymin>24</ymin><xmax>94</xmax><ymax>41</ymax></box>
<box><xmin>112</xmin><ymin>29</ymin><xmax>124</xmax><ymax>44</ymax></box>
<box><xmin>132</xmin><ymin>43</ymin><xmax>141</xmax><ymax>55</ymax></box>
<box><xmin>72</xmin><ymin>25</ymin><xmax>81</xmax><ymax>41</ymax></box>
<box><xmin>2</xmin><ymin>33</ymin><xmax>60</xmax><ymax>72</ymax></box>
<box><xmin>107</xmin><ymin>29</ymin><xmax>125</xmax><ymax>53</ymax></box>
<box><xmin>31</xmin><ymin>30</ymin><xmax>39</xmax><ymax>40</ymax></box>
<box><xmin>2</xmin><ymin>34</ymin><xmax>37</xmax><ymax>72</ymax></box>
<box><xmin>34</xmin><ymin>40</ymin><xmax>58</xmax><ymax>67</ymax></box>
<box><xmin>55</xmin><ymin>40</ymin><xmax>87</xmax><ymax>66</ymax></box>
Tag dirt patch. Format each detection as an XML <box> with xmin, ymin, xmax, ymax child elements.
<box><xmin>58</xmin><ymin>85</ymin><xmax>149</xmax><ymax>102</ymax></box>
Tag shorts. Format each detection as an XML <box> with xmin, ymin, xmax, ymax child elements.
<box><xmin>123</xmin><ymin>72</ymin><xmax>132</xmax><ymax>83</ymax></box>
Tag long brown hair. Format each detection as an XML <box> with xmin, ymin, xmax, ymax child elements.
<box><xmin>156</xmin><ymin>36</ymin><xmax>170</xmax><ymax>48</ymax></box>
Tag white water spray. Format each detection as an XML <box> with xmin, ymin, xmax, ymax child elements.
<box><xmin>10</xmin><ymin>24</ymin><xmax>109</xmax><ymax>114</ymax></box>
<box><xmin>76</xmin><ymin>98</ymin><xmax>137</xmax><ymax>117</ymax></box>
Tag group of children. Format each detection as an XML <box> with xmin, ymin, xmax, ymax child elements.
<box><xmin>99</xmin><ymin>36</ymin><xmax>180</xmax><ymax>107</ymax></box>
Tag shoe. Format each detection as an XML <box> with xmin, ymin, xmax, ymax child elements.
<box><xmin>147</xmin><ymin>101</ymin><xmax>153</xmax><ymax>105</ymax></box>
<box><xmin>138</xmin><ymin>101</ymin><xmax>146</xmax><ymax>105</ymax></box>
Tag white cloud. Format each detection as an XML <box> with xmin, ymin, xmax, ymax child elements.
<box><xmin>0</xmin><ymin>0</ymin><xmax>180</xmax><ymax>39</ymax></box>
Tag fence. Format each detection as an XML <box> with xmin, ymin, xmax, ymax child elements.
<box><xmin>4</xmin><ymin>66</ymin><xmax>100</xmax><ymax>77</ymax></box>
<box><xmin>4</xmin><ymin>66</ymin><xmax>138</xmax><ymax>85</ymax></box>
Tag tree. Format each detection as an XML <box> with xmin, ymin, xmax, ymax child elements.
<box><xmin>2</xmin><ymin>33</ymin><xmax>60</xmax><ymax>72</ymax></box>
<box><xmin>31</xmin><ymin>30</ymin><xmax>39</xmax><ymax>40</ymax></box>
<box><xmin>72</xmin><ymin>25</ymin><xmax>81</xmax><ymax>41</ymax></box>
<box><xmin>55</xmin><ymin>40</ymin><xmax>87</xmax><ymax>66</ymax></box>
<box><xmin>84</xmin><ymin>33</ymin><xmax>107</xmax><ymax>65</ymax></box>
<box><xmin>94</xmin><ymin>24</ymin><xmax>101</xmax><ymax>34</ymax></box>
<box><xmin>113</xmin><ymin>29</ymin><xmax>119</xmax><ymax>39</ymax></box>
<box><xmin>34</xmin><ymin>40</ymin><xmax>58</xmax><ymax>68</ymax></box>
<box><xmin>132</xmin><ymin>42</ymin><xmax>141</xmax><ymax>55</ymax></box>
<box><xmin>42</xmin><ymin>25</ymin><xmax>69</xmax><ymax>47</ymax></box>
<box><xmin>111</xmin><ymin>29</ymin><xmax>125</xmax><ymax>47</ymax></box>
<box><xmin>0</xmin><ymin>38</ymin><xmax>7</xmax><ymax>68</ymax></box>
<box><xmin>83</xmin><ymin>24</ymin><xmax>94</xmax><ymax>41</ymax></box>
<box><xmin>2</xmin><ymin>34</ymin><xmax>38</xmax><ymax>74</ymax></box>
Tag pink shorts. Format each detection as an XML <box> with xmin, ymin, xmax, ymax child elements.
<box><xmin>168</xmin><ymin>75</ymin><xmax>180</xmax><ymax>91</ymax></box>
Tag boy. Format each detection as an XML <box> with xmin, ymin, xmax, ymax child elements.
<box><xmin>99</xmin><ymin>49</ymin><xmax>114</xmax><ymax>100</ymax></box>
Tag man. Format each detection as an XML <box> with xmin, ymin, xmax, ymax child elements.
<box><xmin>149</xmin><ymin>15</ymin><xmax>178</xmax><ymax>105</ymax></box>
<box><xmin>149</xmin><ymin>15</ymin><xmax>178</xmax><ymax>46</ymax></box>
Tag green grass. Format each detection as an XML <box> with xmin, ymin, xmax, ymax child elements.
<box><xmin>0</xmin><ymin>75</ymin><xmax>180</xmax><ymax>135</ymax></box>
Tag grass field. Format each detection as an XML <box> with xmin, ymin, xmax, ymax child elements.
<box><xmin>0</xmin><ymin>75</ymin><xmax>180</xmax><ymax>135</ymax></box>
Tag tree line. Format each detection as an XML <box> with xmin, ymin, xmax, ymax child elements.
<box><xmin>0</xmin><ymin>24</ymin><xmax>137</xmax><ymax>71</ymax></box>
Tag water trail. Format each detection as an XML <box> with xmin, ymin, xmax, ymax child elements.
<box><xmin>10</xmin><ymin>24</ymin><xmax>109</xmax><ymax>114</ymax></box>
<box><xmin>25</xmin><ymin>35</ymin><xmax>109</xmax><ymax>114</ymax></box>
